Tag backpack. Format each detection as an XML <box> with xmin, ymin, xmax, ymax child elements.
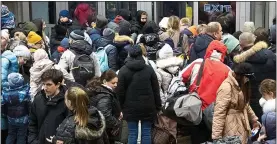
<box><xmin>166</xmin><ymin>76</ymin><xmax>187</xmax><ymax>100</ymax></box>
<box><xmin>71</xmin><ymin>50</ymin><xmax>95</xmax><ymax>86</ymax></box>
<box><xmin>96</xmin><ymin>45</ymin><xmax>110</xmax><ymax>73</ymax></box>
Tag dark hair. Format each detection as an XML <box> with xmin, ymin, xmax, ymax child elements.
<box><xmin>216</xmin><ymin>16</ymin><xmax>230</xmax><ymax>34</ymax></box>
<box><xmin>41</xmin><ymin>69</ymin><xmax>64</xmax><ymax>85</ymax></box>
<box><xmin>232</xmin><ymin>63</ymin><xmax>252</xmax><ymax>104</ymax></box>
<box><xmin>100</xmin><ymin>70</ymin><xmax>117</xmax><ymax>83</ymax></box>
<box><xmin>254</xmin><ymin>27</ymin><xmax>270</xmax><ymax>46</ymax></box>
<box><xmin>233</xmin><ymin>31</ymin><xmax>242</xmax><ymax>40</ymax></box>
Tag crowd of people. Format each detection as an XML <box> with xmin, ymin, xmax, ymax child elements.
<box><xmin>1</xmin><ymin>3</ymin><xmax>276</xmax><ymax>144</ymax></box>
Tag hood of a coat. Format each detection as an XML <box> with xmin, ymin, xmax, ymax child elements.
<box><xmin>2</xmin><ymin>50</ymin><xmax>19</xmax><ymax>70</ymax></box>
<box><xmin>241</xmin><ymin>42</ymin><xmax>270</xmax><ymax>64</ymax></box>
<box><xmin>204</xmin><ymin>40</ymin><xmax>227</xmax><ymax>62</ymax></box>
<box><xmin>95</xmin><ymin>85</ymin><xmax>114</xmax><ymax>96</ymax></box>
<box><xmin>117</xmin><ymin>9</ymin><xmax>132</xmax><ymax>21</ymax></box>
<box><xmin>261</xmin><ymin>111</ymin><xmax>276</xmax><ymax>140</ymax></box>
<box><xmin>259</xmin><ymin>98</ymin><xmax>276</xmax><ymax>113</ymax></box>
<box><xmin>182</xmin><ymin>28</ymin><xmax>193</xmax><ymax>37</ymax></box>
<box><xmin>70</xmin><ymin>40</ymin><xmax>93</xmax><ymax>55</ymax></box>
<box><xmin>30</xmin><ymin>59</ymin><xmax>54</xmax><ymax>83</ymax></box>
<box><xmin>142</xmin><ymin>21</ymin><xmax>159</xmax><ymax>34</ymax></box>
<box><xmin>125</xmin><ymin>56</ymin><xmax>146</xmax><ymax>71</ymax></box>
<box><xmin>156</xmin><ymin>57</ymin><xmax>183</xmax><ymax>74</ymax></box>
<box><xmin>94</xmin><ymin>37</ymin><xmax>111</xmax><ymax>48</ymax></box>
<box><xmin>75</xmin><ymin>106</ymin><xmax>106</xmax><ymax>140</ymax></box>
<box><xmin>194</xmin><ymin>34</ymin><xmax>215</xmax><ymax>53</ymax></box>
<box><xmin>140</xmin><ymin>34</ymin><xmax>159</xmax><ymax>47</ymax></box>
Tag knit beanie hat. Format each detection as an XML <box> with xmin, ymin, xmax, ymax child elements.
<box><xmin>1</xmin><ymin>29</ymin><xmax>9</xmax><ymax>40</ymax></box>
<box><xmin>60</xmin><ymin>38</ymin><xmax>69</xmax><ymax>49</ymax></box>
<box><xmin>103</xmin><ymin>28</ymin><xmax>115</xmax><ymax>41</ymax></box>
<box><xmin>159</xmin><ymin>17</ymin><xmax>169</xmax><ymax>29</ymax></box>
<box><xmin>27</xmin><ymin>31</ymin><xmax>42</xmax><ymax>44</ymax></box>
<box><xmin>223</xmin><ymin>34</ymin><xmax>240</xmax><ymax>54</ymax></box>
<box><xmin>118</xmin><ymin>19</ymin><xmax>131</xmax><ymax>36</ymax></box>
<box><xmin>242</xmin><ymin>22</ymin><xmax>255</xmax><ymax>33</ymax></box>
<box><xmin>69</xmin><ymin>30</ymin><xmax>92</xmax><ymax>45</ymax></box>
<box><xmin>59</xmin><ymin>10</ymin><xmax>70</xmax><ymax>18</ymax></box>
<box><xmin>1</xmin><ymin>5</ymin><xmax>16</xmax><ymax>29</ymax></box>
<box><xmin>96</xmin><ymin>15</ymin><xmax>108</xmax><ymax>29</ymax></box>
<box><xmin>128</xmin><ymin>44</ymin><xmax>142</xmax><ymax>58</ymax></box>
<box><xmin>8</xmin><ymin>73</ymin><xmax>24</xmax><ymax>88</ymax></box>
<box><xmin>34</xmin><ymin>49</ymin><xmax>48</xmax><ymax>62</ymax></box>
<box><xmin>13</xmin><ymin>45</ymin><xmax>31</xmax><ymax>58</ymax></box>
<box><xmin>159</xmin><ymin>43</ymin><xmax>173</xmax><ymax>59</ymax></box>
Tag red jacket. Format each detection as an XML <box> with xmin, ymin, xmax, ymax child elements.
<box><xmin>182</xmin><ymin>40</ymin><xmax>230</xmax><ymax>110</ymax></box>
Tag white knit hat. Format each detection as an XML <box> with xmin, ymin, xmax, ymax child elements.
<box><xmin>159</xmin><ymin>17</ymin><xmax>169</xmax><ymax>29</ymax></box>
<box><xmin>1</xmin><ymin>29</ymin><xmax>9</xmax><ymax>40</ymax></box>
<box><xmin>158</xmin><ymin>43</ymin><xmax>173</xmax><ymax>59</ymax></box>
<box><xmin>13</xmin><ymin>45</ymin><xmax>31</xmax><ymax>58</ymax></box>
<box><xmin>242</xmin><ymin>22</ymin><xmax>255</xmax><ymax>33</ymax></box>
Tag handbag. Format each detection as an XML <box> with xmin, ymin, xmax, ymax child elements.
<box><xmin>213</xmin><ymin>136</ymin><xmax>242</xmax><ymax>144</ymax></box>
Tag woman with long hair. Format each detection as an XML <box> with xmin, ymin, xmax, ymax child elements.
<box><xmin>47</xmin><ymin>87</ymin><xmax>106</xmax><ymax>144</ymax></box>
<box><xmin>86</xmin><ymin>70</ymin><xmax>122</xmax><ymax>144</ymax></box>
<box><xmin>159</xmin><ymin>16</ymin><xmax>180</xmax><ymax>48</ymax></box>
<box><xmin>212</xmin><ymin>63</ymin><xmax>261</xmax><ymax>144</ymax></box>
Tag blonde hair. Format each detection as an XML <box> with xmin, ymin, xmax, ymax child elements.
<box><xmin>259</xmin><ymin>79</ymin><xmax>276</xmax><ymax>97</ymax></box>
<box><xmin>180</xmin><ymin>17</ymin><xmax>191</xmax><ymax>26</ymax></box>
<box><xmin>197</xmin><ymin>24</ymin><xmax>207</xmax><ymax>34</ymax></box>
<box><xmin>139</xmin><ymin>43</ymin><xmax>147</xmax><ymax>56</ymax></box>
<box><xmin>239</xmin><ymin>32</ymin><xmax>256</xmax><ymax>46</ymax></box>
<box><xmin>66</xmin><ymin>87</ymin><xmax>89</xmax><ymax>127</ymax></box>
<box><xmin>167</xmin><ymin>16</ymin><xmax>180</xmax><ymax>36</ymax></box>
<box><xmin>206</xmin><ymin>22</ymin><xmax>221</xmax><ymax>34</ymax></box>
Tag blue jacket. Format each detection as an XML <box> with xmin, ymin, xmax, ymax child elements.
<box><xmin>262</xmin><ymin>112</ymin><xmax>276</xmax><ymax>142</ymax></box>
<box><xmin>2</xmin><ymin>84</ymin><xmax>30</xmax><ymax>126</ymax></box>
<box><xmin>1</xmin><ymin>50</ymin><xmax>19</xmax><ymax>89</ymax></box>
<box><xmin>95</xmin><ymin>38</ymin><xmax>119</xmax><ymax>72</ymax></box>
<box><xmin>87</xmin><ymin>28</ymin><xmax>102</xmax><ymax>44</ymax></box>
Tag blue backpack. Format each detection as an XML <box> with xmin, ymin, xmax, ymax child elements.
<box><xmin>96</xmin><ymin>45</ymin><xmax>110</xmax><ymax>73</ymax></box>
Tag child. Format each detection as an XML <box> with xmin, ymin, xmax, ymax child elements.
<box><xmin>253</xmin><ymin>79</ymin><xmax>276</xmax><ymax>144</ymax></box>
<box><xmin>1</xmin><ymin>73</ymin><xmax>30</xmax><ymax>144</ymax></box>
<box><xmin>51</xmin><ymin>38</ymin><xmax>69</xmax><ymax>64</ymax></box>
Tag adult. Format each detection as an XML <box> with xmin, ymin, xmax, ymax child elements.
<box><xmin>87</xmin><ymin>14</ymin><xmax>108</xmax><ymax>43</ymax></box>
<box><xmin>50</xmin><ymin>10</ymin><xmax>73</xmax><ymax>54</ymax></box>
<box><xmin>87</xmin><ymin>70</ymin><xmax>121</xmax><ymax>143</ymax></box>
<box><xmin>159</xmin><ymin>16</ymin><xmax>180</xmax><ymax>49</ymax></box>
<box><xmin>49</xmin><ymin>87</ymin><xmax>106</xmax><ymax>144</ymax></box>
<box><xmin>188</xmin><ymin>22</ymin><xmax>222</xmax><ymax>64</ymax></box>
<box><xmin>269</xmin><ymin>18</ymin><xmax>276</xmax><ymax>53</ymax></box>
<box><xmin>242</xmin><ymin>21</ymin><xmax>255</xmax><ymax>33</ymax></box>
<box><xmin>28</xmin><ymin>69</ymin><xmax>69</xmax><ymax>144</ymax></box>
<box><xmin>254</xmin><ymin>27</ymin><xmax>271</xmax><ymax>46</ymax></box>
<box><xmin>1</xmin><ymin>5</ymin><xmax>15</xmax><ymax>32</ymax></box>
<box><xmin>233</xmin><ymin>32</ymin><xmax>276</xmax><ymax>120</ymax></box>
<box><xmin>212</xmin><ymin>63</ymin><xmax>260</xmax><ymax>144</ymax></box>
<box><xmin>72</xmin><ymin>3</ymin><xmax>96</xmax><ymax>30</ymax></box>
<box><xmin>116</xmin><ymin>45</ymin><xmax>161</xmax><ymax>144</ymax></box>
<box><xmin>131</xmin><ymin>10</ymin><xmax>148</xmax><ymax>36</ymax></box>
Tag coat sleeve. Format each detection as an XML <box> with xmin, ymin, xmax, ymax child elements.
<box><xmin>1</xmin><ymin>58</ymin><xmax>10</xmax><ymax>88</ymax></box>
<box><xmin>97</xmin><ymin>96</ymin><xmax>120</xmax><ymax>129</ymax></box>
<box><xmin>28</xmin><ymin>101</ymin><xmax>39</xmax><ymax>144</ymax></box>
<box><xmin>116</xmin><ymin>70</ymin><xmax>126</xmax><ymax>108</ymax></box>
<box><xmin>58</xmin><ymin>51</ymin><xmax>70</xmax><ymax>72</ymax></box>
<box><xmin>246</xmin><ymin>104</ymin><xmax>259</xmax><ymax>123</ymax></box>
<box><xmin>181</xmin><ymin>60</ymin><xmax>196</xmax><ymax>84</ymax></box>
<box><xmin>151</xmin><ymin>70</ymin><xmax>162</xmax><ymax>111</ymax></box>
<box><xmin>55</xmin><ymin>65</ymin><xmax>75</xmax><ymax>82</ymax></box>
<box><xmin>106</xmin><ymin>46</ymin><xmax>119</xmax><ymax>72</ymax></box>
<box><xmin>90</xmin><ymin>52</ymin><xmax>101</xmax><ymax>77</ymax></box>
<box><xmin>212</xmin><ymin>82</ymin><xmax>232</xmax><ymax>140</ymax></box>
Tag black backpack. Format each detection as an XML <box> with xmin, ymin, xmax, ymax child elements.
<box><xmin>71</xmin><ymin>50</ymin><xmax>95</xmax><ymax>86</ymax></box>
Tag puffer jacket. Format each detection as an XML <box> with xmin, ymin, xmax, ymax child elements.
<box><xmin>114</xmin><ymin>36</ymin><xmax>133</xmax><ymax>69</ymax></box>
<box><xmin>212</xmin><ymin>72</ymin><xmax>258</xmax><ymax>144</ymax></box>
<box><xmin>255</xmin><ymin>112</ymin><xmax>276</xmax><ymax>144</ymax></box>
<box><xmin>53</xmin><ymin>107</ymin><xmax>106</xmax><ymax>144</ymax></box>
<box><xmin>182</xmin><ymin>40</ymin><xmax>230</xmax><ymax>110</ymax></box>
<box><xmin>139</xmin><ymin>33</ymin><xmax>164</xmax><ymax>61</ymax></box>
<box><xmin>87</xmin><ymin>27</ymin><xmax>102</xmax><ymax>44</ymax></box>
<box><xmin>116</xmin><ymin>56</ymin><xmax>161</xmax><ymax>121</ymax></box>
<box><xmin>2</xmin><ymin>83</ymin><xmax>30</xmax><ymax>126</ymax></box>
<box><xmin>233</xmin><ymin>41</ymin><xmax>276</xmax><ymax>119</ymax></box>
<box><xmin>30</xmin><ymin>59</ymin><xmax>74</xmax><ymax>100</ymax></box>
<box><xmin>90</xmin><ymin>85</ymin><xmax>121</xmax><ymax>130</ymax></box>
<box><xmin>188</xmin><ymin>34</ymin><xmax>215</xmax><ymax>64</ymax></box>
<box><xmin>1</xmin><ymin>50</ymin><xmax>19</xmax><ymax>88</ymax></box>
<box><xmin>156</xmin><ymin>57</ymin><xmax>183</xmax><ymax>104</ymax></box>
<box><xmin>94</xmin><ymin>37</ymin><xmax>119</xmax><ymax>71</ymax></box>
<box><xmin>58</xmin><ymin>40</ymin><xmax>101</xmax><ymax>79</ymax></box>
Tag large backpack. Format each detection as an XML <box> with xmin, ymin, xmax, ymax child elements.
<box><xmin>96</xmin><ymin>45</ymin><xmax>110</xmax><ymax>73</ymax></box>
<box><xmin>71</xmin><ymin>50</ymin><xmax>95</xmax><ymax>86</ymax></box>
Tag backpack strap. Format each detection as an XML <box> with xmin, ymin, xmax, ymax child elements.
<box><xmin>195</xmin><ymin>59</ymin><xmax>205</xmax><ymax>88</ymax></box>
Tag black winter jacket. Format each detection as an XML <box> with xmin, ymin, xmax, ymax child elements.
<box><xmin>244</xmin><ymin>48</ymin><xmax>276</xmax><ymax>119</ymax></box>
<box><xmin>53</xmin><ymin>106</ymin><xmax>106</xmax><ymax>144</ymax></box>
<box><xmin>116</xmin><ymin>56</ymin><xmax>161</xmax><ymax>121</ymax></box>
<box><xmin>90</xmin><ymin>85</ymin><xmax>121</xmax><ymax>130</ymax></box>
<box><xmin>28</xmin><ymin>86</ymin><xmax>68</xmax><ymax>144</ymax></box>
<box><xmin>188</xmin><ymin>34</ymin><xmax>215</xmax><ymax>64</ymax></box>
<box><xmin>139</xmin><ymin>33</ymin><xmax>164</xmax><ymax>61</ymax></box>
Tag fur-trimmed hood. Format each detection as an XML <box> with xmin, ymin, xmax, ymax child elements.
<box><xmin>156</xmin><ymin>57</ymin><xmax>183</xmax><ymax>74</ymax></box>
<box><xmin>259</xmin><ymin>98</ymin><xmax>276</xmax><ymax>113</ymax></box>
<box><xmin>75</xmin><ymin>107</ymin><xmax>106</xmax><ymax>140</ymax></box>
<box><xmin>233</xmin><ymin>41</ymin><xmax>268</xmax><ymax>63</ymax></box>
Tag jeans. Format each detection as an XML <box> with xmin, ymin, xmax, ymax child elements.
<box><xmin>127</xmin><ymin>121</ymin><xmax>152</xmax><ymax>144</ymax></box>
<box><xmin>6</xmin><ymin>124</ymin><xmax>28</xmax><ymax>144</ymax></box>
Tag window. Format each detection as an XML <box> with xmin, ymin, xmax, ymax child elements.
<box><xmin>30</xmin><ymin>2</ymin><xmax>56</xmax><ymax>24</ymax></box>
<box><xmin>105</xmin><ymin>2</ymin><xmax>137</xmax><ymax>21</ymax></box>
<box><xmin>68</xmin><ymin>1</ymin><xmax>97</xmax><ymax>18</ymax></box>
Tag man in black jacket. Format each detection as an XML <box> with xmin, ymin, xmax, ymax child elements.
<box><xmin>28</xmin><ymin>69</ymin><xmax>69</xmax><ymax>144</ymax></box>
<box><xmin>116</xmin><ymin>44</ymin><xmax>161</xmax><ymax>144</ymax></box>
